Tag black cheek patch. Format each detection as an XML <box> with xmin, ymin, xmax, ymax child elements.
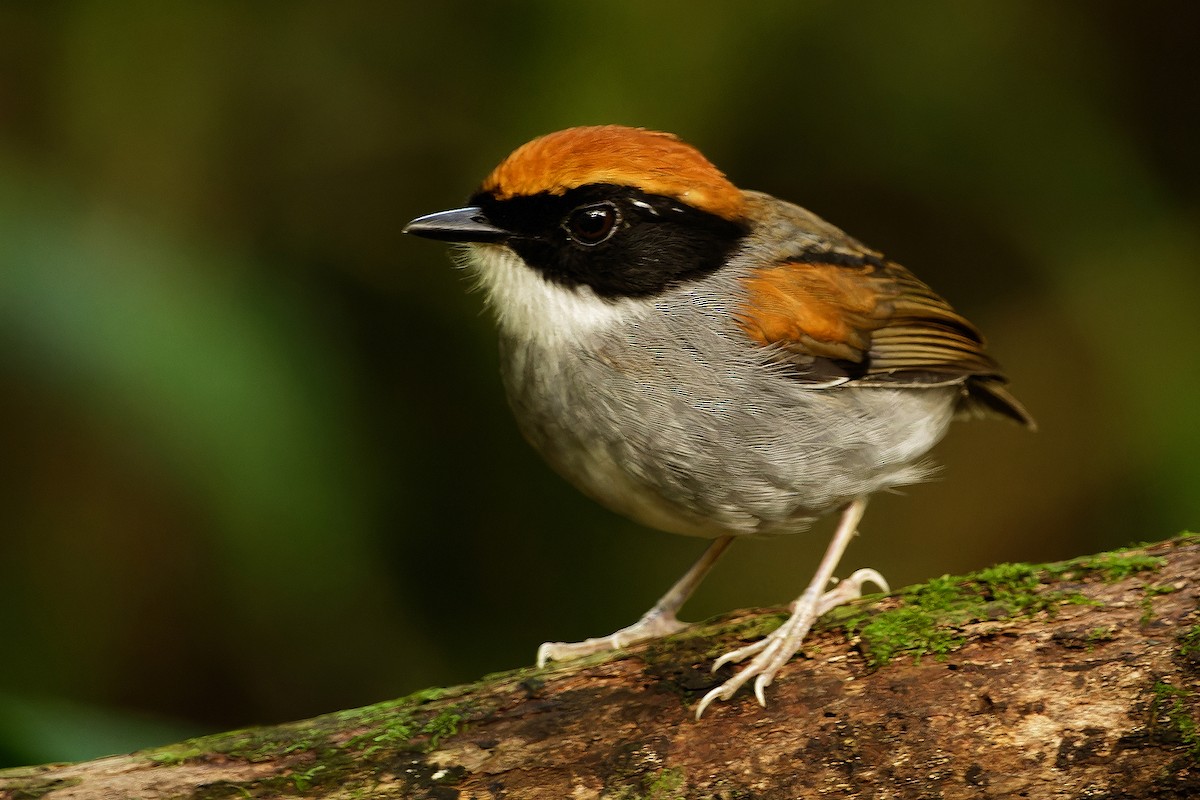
<box><xmin>472</xmin><ymin>186</ymin><xmax>749</xmax><ymax>299</ymax></box>
<box><xmin>579</xmin><ymin>218</ymin><xmax>743</xmax><ymax>297</ymax></box>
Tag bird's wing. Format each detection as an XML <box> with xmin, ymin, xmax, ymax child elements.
<box><xmin>735</xmin><ymin>253</ymin><xmax>1034</xmax><ymax>428</ymax></box>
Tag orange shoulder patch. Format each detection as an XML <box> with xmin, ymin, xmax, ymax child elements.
<box><xmin>736</xmin><ymin>258</ymin><xmax>1023</xmax><ymax>398</ymax></box>
<box><xmin>737</xmin><ymin>263</ymin><xmax>884</xmax><ymax>363</ymax></box>
<box><xmin>738</xmin><ymin>258</ymin><xmax>1032</xmax><ymax>426</ymax></box>
<box><xmin>480</xmin><ymin>126</ymin><xmax>747</xmax><ymax>221</ymax></box>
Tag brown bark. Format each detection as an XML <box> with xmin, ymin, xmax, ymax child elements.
<box><xmin>3</xmin><ymin>537</ymin><xmax>1199</xmax><ymax>800</ymax></box>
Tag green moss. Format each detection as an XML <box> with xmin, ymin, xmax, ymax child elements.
<box><xmin>1086</xmin><ymin>627</ymin><xmax>1117</xmax><ymax>650</ymax></box>
<box><xmin>606</xmin><ymin>766</ymin><xmax>688</xmax><ymax>800</ymax></box>
<box><xmin>1140</xmin><ymin>597</ymin><xmax>1157</xmax><ymax>627</ymax></box>
<box><xmin>1137</xmin><ymin>572</ymin><xmax>1179</xmax><ymax>626</ymax></box>
<box><xmin>143</xmin><ymin>721</ymin><xmax>335</xmax><ymax>767</ymax></box>
<box><xmin>345</xmin><ymin>704</ymin><xmax>466</xmax><ymax>756</ymax></box>
<box><xmin>1177</xmin><ymin>625</ymin><xmax>1200</xmax><ymax>676</ymax></box>
<box><xmin>854</xmin><ymin>604</ymin><xmax>966</xmax><ymax>667</ymax></box>
<box><xmin>840</xmin><ymin>542</ymin><xmax>1171</xmax><ymax>668</ymax></box>
<box><xmin>420</xmin><ymin>709</ymin><xmax>462</xmax><ymax>748</ymax></box>
<box><xmin>174</xmin><ymin>783</ymin><xmax>250</xmax><ymax>800</ymax></box>
<box><xmin>77</xmin><ymin>538</ymin><xmax>1191</xmax><ymax>795</ymax></box>
<box><xmin>133</xmin><ymin>682</ymin><xmax>475</xmax><ymax>798</ymax></box>
<box><xmin>1180</xmin><ymin>627</ymin><xmax>1200</xmax><ymax>659</ymax></box>
<box><xmin>667</xmin><ymin>537</ymin><xmax>1180</xmax><ymax>671</ymax></box>
<box><xmin>1149</xmin><ymin>682</ymin><xmax>1200</xmax><ymax>761</ymax></box>
<box><xmin>846</xmin><ymin>566</ymin><xmax>1050</xmax><ymax>667</ymax></box>
<box><xmin>973</xmin><ymin>562</ymin><xmax>1044</xmax><ymax>609</ymax></box>
<box><xmin>0</xmin><ymin>775</ymin><xmax>83</xmax><ymax>800</ymax></box>
<box><xmin>644</xmin><ymin>766</ymin><xmax>686</xmax><ymax>799</ymax></box>
<box><xmin>1055</xmin><ymin>552</ymin><xmax>1167</xmax><ymax>581</ymax></box>
<box><xmin>289</xmin><ymin>764</ymin><xmax>327</xmax><ymax>791</ymax></box>
<box><xmin>508</xmin><ymin>534</ymin><xmax>1179</xmax><ymax>681</ymax></box>
<box><xmin>163</xmin><ymin>699</ymin><xmax>467</xmax><ymax>797</ymax></box>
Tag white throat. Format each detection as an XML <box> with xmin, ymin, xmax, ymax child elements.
<box><xmin>461</xmin><ymin>244</ymin><xmax>639</xmax><ymax>346</ymax></box>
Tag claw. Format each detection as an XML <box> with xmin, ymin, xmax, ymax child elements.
<box><xmin>694</xmin><ymin>687</ymin><xmax>722</xmax><ymax>719</ymax></box>
<box><xmin>536</xmin><ymin>612</ymin><xmax>690</xmax><ymax>669</ymax></box>
<box><xmin>847</xmin><ymin>568</ymin><xmax>889</xmax><ymax>594</ymax></box>
<box><xmin>537</xmin><ymin>536</ymin><xmax>735</xmax><ymax>671</ymax></box>
<box><xmin>691</xmin><ymin>499</ymin><xmax>878</xmax><ymax>719</ymax></box>
<box><xmin>710</xmin><ymin>637</ymin><xmax>769</xmax><ymax>672</ymax></box>
<box><xmin>754</xmin><ymin>674</ymin><xmax>769</xmax><ymax>707</ymax></box>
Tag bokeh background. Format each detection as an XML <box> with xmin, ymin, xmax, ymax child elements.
<box><xmin>2</xmin><ymin>0</ymin><xmax>1197</xmax><ymax>767</ymax></box>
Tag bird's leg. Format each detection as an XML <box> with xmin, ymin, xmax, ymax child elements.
<box><xmin>695</xmin><ymin>497</ymin><xmax>884</xmax><ymax>719</ymax></box>
<box><xmin>537</xmin><ymin>535</ymin><xmax>735</xmax><ymax>667</ymax></box>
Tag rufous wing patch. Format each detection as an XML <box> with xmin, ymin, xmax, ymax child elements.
<box><xmin>737</xmin><ymin>263</ymin><xmax>883</xmax><ymax>364</ymax></box>
<box><xmin>481</xmin><ymin>126</ymin><xmax>747</xmax><ymax>221</ymax></box>
<box><xmin>737</xmin><ymin>258</ymin><xmax>1005</xmax><ymax>382</ymax></box>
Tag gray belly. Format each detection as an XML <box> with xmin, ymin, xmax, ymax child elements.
<box><xmin>499</xmin><ymin>332</ymin><xmax>958</xmax><ymax>539</ymax></box>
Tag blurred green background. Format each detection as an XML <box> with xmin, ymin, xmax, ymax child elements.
<box><xmin>2</xmin><ymin>0</ymin><xmax>1197</xmax><ymax>767</ymax></box>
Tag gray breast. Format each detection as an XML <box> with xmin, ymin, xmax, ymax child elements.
<box><xmin>498</xmin><ymin>280</ymin><xmax>958</xmax><ymax>539</ymax></box>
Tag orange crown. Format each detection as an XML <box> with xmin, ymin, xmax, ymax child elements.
<box><xmin>480</xmin><ymin>126</ymin><xmax>747</xmax><ymax>221</ymax></box>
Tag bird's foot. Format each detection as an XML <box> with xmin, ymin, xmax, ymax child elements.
<box><xmin>694</xmin><ymin>568</ymin><xmax>888</xmax><ymax>719</ymax></box>
<box><xmin>537</xmin><ymin>608</ymin><xmax>689</xmax><ymax>667</ymax></box>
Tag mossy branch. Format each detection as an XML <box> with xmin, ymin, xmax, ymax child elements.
<box><xmin>3</xmin><ymin>536</ymin><xmax>1199</xmax><ymax>799</ymax></box>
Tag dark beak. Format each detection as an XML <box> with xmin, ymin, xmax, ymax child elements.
<box><xmin>403</xmin><ymin>206</ymin><xmax>509</xmax><ymax>243</ymax></box>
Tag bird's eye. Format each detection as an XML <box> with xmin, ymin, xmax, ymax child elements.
<box><xmin>564</xmin><ymin>202</ymin><xmax>620</xmax><ymax>246</ymax></box>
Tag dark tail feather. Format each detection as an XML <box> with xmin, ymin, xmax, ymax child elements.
<box><xmin>960</xmin><ymin>378</ymin><xmax>1037</xmax><ymax>431</ymax></box>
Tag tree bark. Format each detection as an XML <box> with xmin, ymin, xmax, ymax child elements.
<box><xmin>3</xmin><ymin>537</ymin><xmax>1199</xmax><ymax>800</ymax></box>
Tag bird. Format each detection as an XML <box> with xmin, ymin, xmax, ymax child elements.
<box><xmin>404</xmin><ymin>125</ymin><xmax>1034</xmax><ymax>718</ymax></box>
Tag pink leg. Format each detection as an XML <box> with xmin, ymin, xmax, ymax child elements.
<box><xmin>695</xmin><ymin>497</ymin><xmax>884</xmax><ymax>718</ymax></box>
<box><xmin>537</xmin><ymin>535</ymin><xmax>735</xmax><ymax>666</ymax></box>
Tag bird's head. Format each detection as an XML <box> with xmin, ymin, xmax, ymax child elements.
<box><xmin>405</xmin><ymin>126</ymin><xmax>751</xmax><ymax>342</ymax></box>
